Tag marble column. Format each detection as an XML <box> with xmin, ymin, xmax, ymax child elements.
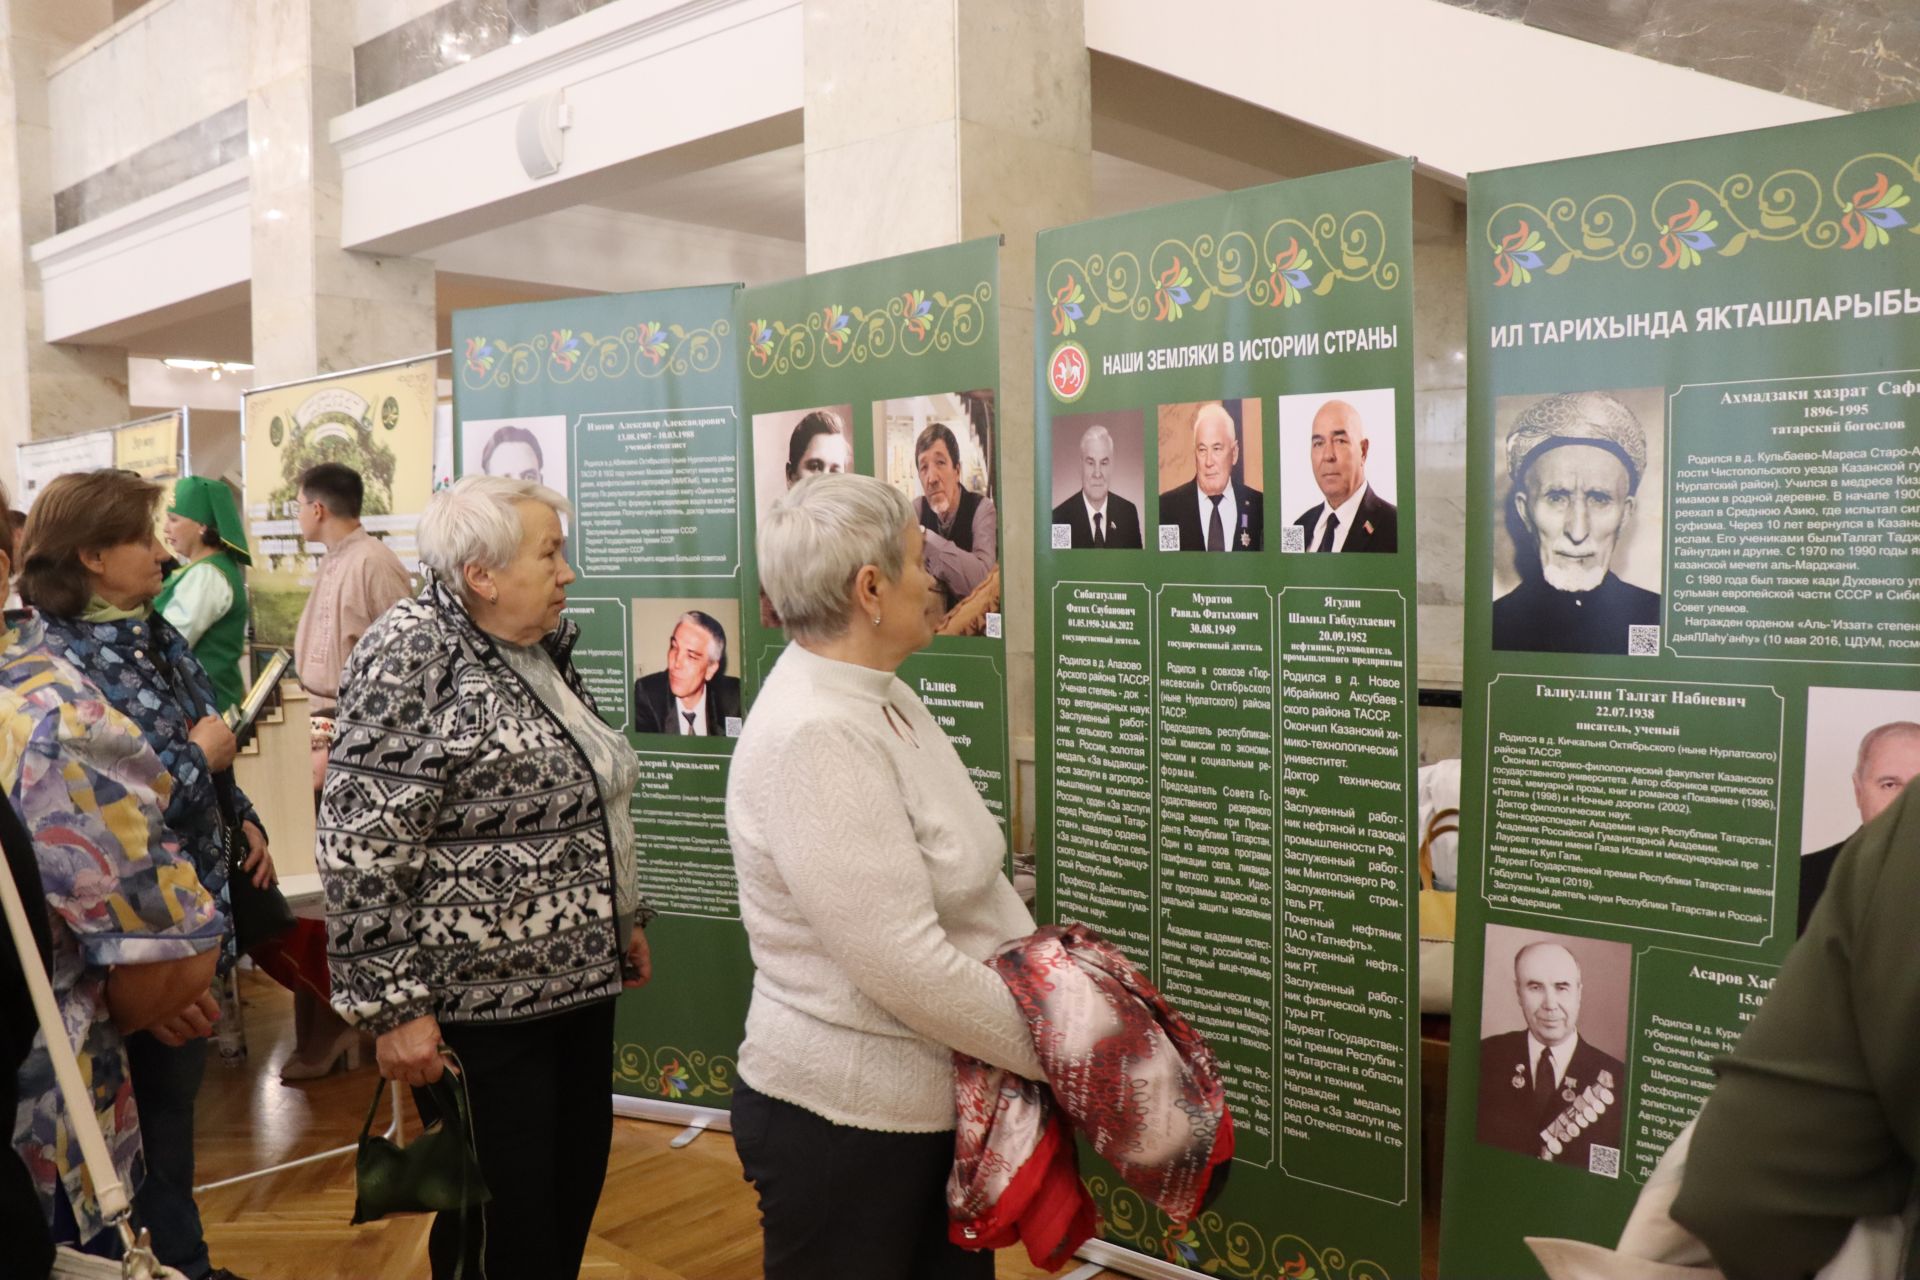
<box><xmin>248</xmin><ymin>0</ymin><xmax>433</xmax><ymax>386</ymax></box>
<box><xmin>0</xmin><ymin>0</ymin><xmax>130</xmax><ymax>495</ymax></box>
<box><xmin>804</xmin><ymin>0</ymin><xmax>1093</xmax><ymax>838</ymax></box>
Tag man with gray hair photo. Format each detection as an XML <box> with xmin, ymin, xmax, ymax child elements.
<box><xmin>633</xmin><ymin>610</ymin><xmax>742</xmax><ymax>736</ymax></box>
<box><xmin>1476</xmin><ymin>940</ymin><xmax>1626</xmax><ymax>1170</ymax></box>
<box><xmin>1798</xmin><ymin>719</ymin><xmax>1920</xmax><ymax>934</ymax></box>
<box><xmin>1493</xmin><ymin>390</ymin><xmax>1659</xmax><ymax>654</ymax></box>
<box><xmin>1052</xmin><ymin>422</ymin><xmax>1142</xmax><ymax>548</ymax></box>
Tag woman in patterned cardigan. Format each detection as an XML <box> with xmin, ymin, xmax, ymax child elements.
<box><xmin>317</xmin><ymin>475</ymin><xmax>654</xmax><ymax>1280</ymax></box>
<box><xmin>0</xmin><ymin>479</ymin><xmax>224</xmax><ymax>1260</ymax></box>
<box><xmin>20</xmin><ymin>469</ymin><xmax>276</xmax><ymax>1280</ymax></box>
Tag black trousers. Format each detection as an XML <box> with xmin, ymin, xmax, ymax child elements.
<box><xmin>414</xmin><ymin>1000</ymin><xmax>616</xmax><ymax>1280</ymax></box>
<box><xmin>731</xmin><ymin>1081</ymin><xmax>993</xmax><ymax>1280</ymax></box>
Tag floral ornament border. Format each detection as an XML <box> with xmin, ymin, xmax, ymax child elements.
<box><xmin>1088</xmin><ymin>1176</ymin><xmax>1393</xmax><ymax>1279</ymax></box>
<box><xmin>1044</xmin><ymin>209</ymin><xmax>1402</xmax><ymax>337</ymax></box>
<box><xmin>743</xmin><ymin>281</ymin><xmax>994</xmax><ymax>380</ymax></box>
<box><xmin>1485</xmin><ymin>150</ymin><xmax>1920</xmax><ymax>286</ymax></box>
<box><xmin>612</xmin><ymin>1042</ymin><xmax>737</xmax><ymax>1101</ymax></box>
<box><xmin>460</xmin><ymin>319</ymin><xmax>731</xmax><ymax>390</ymax></box>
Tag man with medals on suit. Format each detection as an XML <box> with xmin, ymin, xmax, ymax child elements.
<box><xmin>1797</xmin><ymin>720</ymin><xmax>1920</xmax><ymax>935</ymax></box>
<box><xmin>1477</xmin><ymin>941</ymin><xmax>1625</xmax><ymax>1170</ymax></box>
<box><xmin>1052</xmin><ymin>423</ymin><xmax>1143</xmax><ymax>549</ymax></box>
<box><xmin>1159</xmin><ymin>402</ymin><xmax>1263</xmax><ymax>552</ymax></box>
<box><xmin>1493</xmin><ymin>391</ymin><xmax>1660</xmax><ymax>654</ymax></box>
<box><xmin>633</xmin><ymin>610</ymin><xmax>742</xmax><ymax>736</ymax></box>
<box><xmin>1292</xmin><ymin>398</ymin><xmax>1397</xmax><ymax>553</ymax></box>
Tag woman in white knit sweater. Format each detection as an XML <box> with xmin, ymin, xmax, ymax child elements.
<box><xmin>728</xmin><ymin>473</ymin><xmax>1044</xmax><ymax>1280</ymax></box>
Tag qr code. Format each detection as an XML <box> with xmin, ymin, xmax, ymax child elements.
<box><xmin>1050</xmin><ymin>523</ymin><xmax>1071</xmax><ymax>549</ymax></box>
<box><xmin>724</xmin><ymin>716</ymin><xmax>743</xmax><ymax>738</ymax></box>
<box><xmin>1280</xmin><ymin>525</ymin><xmax>1306</xmax><ymax>554</ymax></box>
<box><xmin>985</xmin><ymin>612</ymin><xmax>1003</xmax><ymax>639</ymax></box>
<box><xmin>1158</xmin><ymin>524</ymin><xmax>1181</xmax><ymax>552</ymax></box>
<box><xmin>1588</xmin><ymin>1143</ymin><xmax>1621</xmax><ymax>1179</ymax></box>
<box><xmin>1628</xmin><ymin>625</ymin><xmax>1660</xmax><ymax>657</ymax></box>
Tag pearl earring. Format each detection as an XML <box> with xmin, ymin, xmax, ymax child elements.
<box><xmin>871</xmin><ymin>614</ymin><xmax>882</xmax><ymax>627</ymax></box>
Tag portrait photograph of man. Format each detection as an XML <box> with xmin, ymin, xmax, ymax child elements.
<box><xmin>1049</xmin><ymin>409</ymin><xmax>1145</xmax><ymax>550</ymax></box>
<box><xmin>631</xmin><ymin>598</ymin><xmax>743</xmax><ymax>737</ymax></box>
<box><xmin>1797</xmin><ymin>687</ymin><xmax>1920</xmax><ymax>933</ymax></box>
<box><xmin>1476</xmin><ymin>924</ymin><xmax>1631</xmax><ymax>1175</ymax></box>
<box><xmin>462</xmin><ymin>414</ymin><xmax>570</xmax><ymax>510</ymax></box>
<box><xmin>1157</xmin><ymin>399</ymin><xmax>1264</xmax><ymax>552</ymax></box>
<box><xmin>1491</xmin><ymin>388</ymin><xmax>1665</xmax><ymax>655</ymax></box>
<box><xmin>750</xmin><ymin>403</ymin><xmax>855</xmax><ymax>522</ymax></box>
<box><xmin>874</xmin><ymin>390</ymin><xmax>999</xmax><ymax>634</ymax></box>
<box><xmin>1276</xmin><ymin>388</ymin><xmax>1398</xmax><ymax>554</ymax></box>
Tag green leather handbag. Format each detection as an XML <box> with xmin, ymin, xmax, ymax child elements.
<box><xmin>351</xmin><ymin>1053</ymin><xmax>492</xmax><ymax>1229</ymax></box>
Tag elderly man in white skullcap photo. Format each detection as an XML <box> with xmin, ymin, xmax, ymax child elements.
<box><xmin>1493</xmin><ymin>391</ymin><xmax>1660</xmax><ymax>654</ymax></box>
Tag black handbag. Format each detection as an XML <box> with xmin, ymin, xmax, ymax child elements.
<box><xmin>353</xmin><ymin>1053</ymin><xmax>492</xmax><ymax>1276</ymax></box>
<box><xmin>212</xmin><ymin>769</ymin><xmax>296</xmax><ymax>953</ymax></box>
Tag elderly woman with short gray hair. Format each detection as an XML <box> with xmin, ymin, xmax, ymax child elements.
<box><xmin>728</xmin><ymin>472</ymin><xmax>1045</xmax><ymax>1280</ymax></box>
<box><xmin>316</xmin><ymin>474</ymin><xmax>653</xmax><ymax>1280</ymax></box>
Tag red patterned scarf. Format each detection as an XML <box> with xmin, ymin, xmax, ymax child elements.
<box><xmin>948</xmin><ymin>924</ymin><xmax>1234</xmax><ymax>1269</ymax></box>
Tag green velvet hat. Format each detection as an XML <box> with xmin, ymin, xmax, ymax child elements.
<box><xmin>169</xmin><ymin>475</ymin><xmax>252</xmax><ymax>566</ymax></box>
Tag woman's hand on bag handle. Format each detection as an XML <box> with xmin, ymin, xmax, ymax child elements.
<box><xmin>240</xmin><ymin>819</ymin><xmax>276</xmax><ymax>888</ymax></box>
<box><xmin>377</xmin><ymin>1014</ymin><xmax>446</xmax><ymax>1086</ymax></box>
<box><xmin>149</xmin><ymin>991</ymin><xmax>220</xmax><ymax>1047</ymax></box>
<box><xmin>188</xmin><ymin>714</ymin><xmax>238</xmax><ymax>772</ymax></box>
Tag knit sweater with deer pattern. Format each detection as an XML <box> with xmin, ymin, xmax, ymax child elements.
<box><xmin>316</xmin><ymin>579</ymin><xmax>653</xmax><ymax>1033</ymax></box>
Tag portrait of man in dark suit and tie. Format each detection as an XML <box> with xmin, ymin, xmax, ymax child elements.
<box><xmin>1051</xmin><ymin>420</ymin><xmax>1143</xmax><ymax>549</ymax></box>
<box><xmin>1158</xmin><ymin>401</ymin><xmax>1263</xmax><ymax>552</ymax></box>
<box><xmin>1477</xmin><ymin>932</ymin><xmax>1629</xmax><ymax>1173</ymax></box>
<box><xmin>633</xmin><ymin>609</ymin><xmax>742</xmax><ymax>736</ymax></box>
<box><xmin>1291</xmin><ymin>398</ymin><xmax>1397</xmax><ymax>553</ymax></box>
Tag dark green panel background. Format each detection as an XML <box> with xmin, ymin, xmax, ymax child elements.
<box><xmin>736</xmin><ymin>238</ymin><xmax>1012</xmax><ymax>829</ymax></box>
<box><xmin>1445</xmin><ymin>102</ymin><xmax>1920</xmax><ymax>1276</ymax></box>
<box><xmin>452</xmin><ymin>286</ymin><xmax>750</xmax><ymax>1107</ymax></box>
<box><xmin>1035</xmin><ymin>160</ymin><xmax>1422</xmax><ymax>1279</ymax></box>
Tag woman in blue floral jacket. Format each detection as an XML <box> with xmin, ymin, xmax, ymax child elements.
<box><xmin>0</xmin><ymin>483</ymin><xmax>224</xmax><ymax>1256</ymax></box>
<box><xmin>20</xmin><ymin>470</ymin><xmax>273</xmax><ymax>1280</ymax></box>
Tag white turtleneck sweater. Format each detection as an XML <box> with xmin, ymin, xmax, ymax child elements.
<box><xmin>727</xmin><ymin>642</ymin><xmax>1044</xmax><ymax>1132</ymax></box>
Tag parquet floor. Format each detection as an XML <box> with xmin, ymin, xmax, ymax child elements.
<box><xmin>192</xmin><ymin>969</ymin><xmax>1121</xmax><ymax>1279</ymax></box>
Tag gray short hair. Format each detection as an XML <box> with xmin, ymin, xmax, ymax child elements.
<box><xmin>760</xmin><ymin>473</ymin><xmax>913</xmax><ymax>642</ymax></box>
<box><xmin>418</xmin><ymin>475</ymin><xmax>572</xmax><ymax>587</ymax></box>
<box><xmin>1855</xmin><ymin>721</ymin><xmax>1920</xmax><ymax>779</ymax></box>
<box><xmin>1080</xmin><ymin>423</ymin><xmax>1114</xmax><ymax>457</ymax></box>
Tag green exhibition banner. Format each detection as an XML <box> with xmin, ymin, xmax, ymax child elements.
<box><xmin>1035</xmin><ymin>160</ymin><xmax>1421</xmax><ymax>1279</ymax></box>
<box><xmin>452</xmin><ymin>288</ymin><xmax>749</xmax><ymax>1109</ymax></box>
<box><xmin>1442</xmin><ymin>101</ymin><xmax>1920</xmax><ymax>1276</ymax></box>
<box><xmin>737</xmin><ymin>237</ymin><xmax>1012</xmax><ymax>827</ymax></box>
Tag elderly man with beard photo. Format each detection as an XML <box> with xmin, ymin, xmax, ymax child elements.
<box><xmin>1493</xmin><ymin>391</ymin><xmax>1660</xmax><ymax>654</ymax></box>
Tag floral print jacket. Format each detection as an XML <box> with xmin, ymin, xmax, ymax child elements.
<box><xmin>37</xmin><ymin>609</ymin><xmax>265</xmax><ymax>902</ymax></box>
<box><xmin>1</xmin><ymin>611</ymin><xmax>223</xmax><ymax>1241</ymax></box>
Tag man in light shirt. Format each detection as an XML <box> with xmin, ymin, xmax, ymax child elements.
<box><xmin>1051</xmin><ymin>423</ymin><xmax>1142</xmax><ymax>549</ymax></box>
<box><xmin>1291</xmin><ymin>399</ymin><xmax>1398</xmax><ymax>553</ymax></box>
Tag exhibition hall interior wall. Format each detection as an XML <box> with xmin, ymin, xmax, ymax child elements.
<box><xmin>4</xmin><ymin>2</ymin><xmax>1919</xmax><ymax>1276</ymax></box>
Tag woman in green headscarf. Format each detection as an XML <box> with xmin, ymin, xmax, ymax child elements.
<box><xmin>156</xmin><ymin>475</ymin><xmax>252</xmax><ymax>712</ymax></box>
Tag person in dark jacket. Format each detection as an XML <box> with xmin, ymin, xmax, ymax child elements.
<box><xmin>318</xmin><ymin>475</ymin><xmax>656</xmax><ymax>1280</ymax></box>
<box><xmin>1159</xmin><ymin>403</ymin><xmax>1263</xmax><ymax>552</ymax></box>
<box><xmin>633</xmin><ymin>610</ymin><xmax>742</xmax><ymax>736</ymax></box>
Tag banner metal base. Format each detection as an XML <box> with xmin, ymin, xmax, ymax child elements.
<box><xmin>609</xmin><ymin>1093</ymin><xmax>733</xmax><ymax>1138</ymax></box>
<box><xmin>1073</xmin><ymin>1238</ymin><xmax>1201</xmax><ymax>1280</ymax></box>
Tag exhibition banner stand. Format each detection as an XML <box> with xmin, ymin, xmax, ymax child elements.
<box><xmin>1035</xmin><ymin>160</ymin><xmax>1422</xmax><ymax>1280</ymax></box>
<box><xmin>1441</xmin><ymin>101</ymin><xmax>1920</xmax><ymax>1276</ymax></box>
<box><xmin>737</xmin><ymin>237</ymin><xmax>1014</xmax><ymax>830</ymax></box>
<box><xmin>242</xmin><ymin>355</ymin><xmax>440</xmax><ymax>648</ymax></box>
<box><xmin>451</xmin><ymin>288</ymin><xmax>750</xmax><ymax>1135</ymax></box>
<box><xmin>16</xmin><ymin>408</ymin><xmax>185</xmax><ymax>506</ymax></box>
